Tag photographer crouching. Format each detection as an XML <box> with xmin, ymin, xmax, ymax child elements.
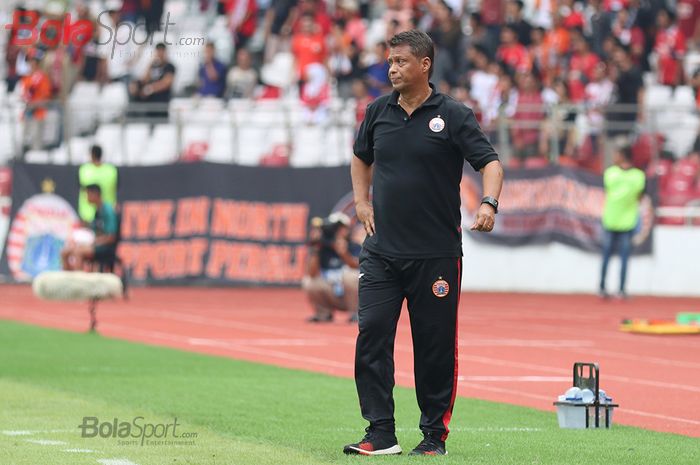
<box><xmin>303</xmin><ymin>213</ymin><xmax>362</xmax><ymax>323</ymax></box>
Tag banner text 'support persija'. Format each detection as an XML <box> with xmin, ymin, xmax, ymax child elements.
<box><xmin>0</xmin><ymin>163</ymin><xmax>655</xmax><ymax>286</ymax></box>
<box><xmin>460</xmin><ymin>165</ymin><xmax>656</xmax><ymax>254</ymax></box>
<box><xmin>0</xmin><ymin>162</ymin><xmax>353</xmax><ymax>286</ymax></box>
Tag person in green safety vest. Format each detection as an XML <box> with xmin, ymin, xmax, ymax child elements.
<box><xmin>599</xmin><ymin>145</ymin><xmax>646</xmax><ymax>299</ymax></box>
<box><xmin>78</xmin><ymin>145</ymin><xmax>118</xmax><ymax>223</ymax></box>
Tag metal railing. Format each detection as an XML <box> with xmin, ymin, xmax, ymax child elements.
<box><xmin>1</xmin><ymin>97</ymin><xmax>698</xmax><ymax>167</ymax></box>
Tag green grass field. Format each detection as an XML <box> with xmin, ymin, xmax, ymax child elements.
<box><xmin>1</xmin><ymin>320</ymin><xmax>698</xmax><ymax>465</ymax></box>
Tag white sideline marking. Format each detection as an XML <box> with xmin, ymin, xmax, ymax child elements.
<box><xmin>3</xmin><ymin>429</ymin><xmax>74</xmax><ymax>436</ymax></box>
<box><xmin>459</xmin><ymin>376</ymin><xmax>571</xmax><ymax>383</ymax></box>
<box><xmin>63</xmin><ymin>449</ymin><xmax>96</xmax><ymax>453</ymax></box>
<box><xmin>25</xmin><ymin>439</ymin><xmax>67</xmax><ymax>445</ymax></box>
<box><xmin>6</xmin><ymin>308</ymin><xmax>699</xmax><ymax>431</ymax></box>
<box><xmin>97</xmin><ymin>459</ymin><xmax>140</xmax><ymax>465</ymax></box>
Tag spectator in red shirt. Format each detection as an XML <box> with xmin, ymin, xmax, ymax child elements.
<box><xmin>654</xmin><ymin>8</ymin><xmax>686</xmax><ymax>87</ymax></box>
<box><xmin>292</xmin><ymin>0</ymin><xmax>332</xmax><ymax>36</ymax></box>
<box><xmin>224</xmin><ymin>0</ymin><xmax>258</xmax><ymax>48</ymax></box>
<box><xmin>497</xmin><ymin>25</ymin><xmax>531</xmax><ymax>74</ymax></box>
<box><xmin>300</xmin><ymin>62</ymin><xmax>331</xmax><ymax>125</ymax></box>
<box><xmin>511</xmin><ymin>71</ymin><xmax>545</xmax><ymax>159</ymax></box>
<box><xmin>291</xmin><ymin>13</ymin><xmax>328</xmax><ymax>82</ymax></box>
<box><xmin>567</xmin><ymin>29</ymin><xmax>600</xmax><ymax>102</ymax></box>
<box><xmin>677</xmin><ymin>0</ymin><xmax>700</xmax><ymax>49</ymax></box>
<box><xmin>560</xmin><ymin>0</ymin><xmax>585</xmax><ymax>29</ymax></box>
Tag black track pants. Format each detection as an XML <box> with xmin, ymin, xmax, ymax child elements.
<box><xmin>354</xmin><ymin>248</ymin><xmax>461</xmax><ymax>441</ymax></box>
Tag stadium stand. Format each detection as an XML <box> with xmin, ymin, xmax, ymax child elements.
<box><xmin>2</xmin><ymin>0</ymin><xmax>700</xmax><ymax>222</ymax></box>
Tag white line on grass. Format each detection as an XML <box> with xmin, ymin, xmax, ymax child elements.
<box><xmin>97</xmin><ymin>459</ymin><xmax>140</xmax><ymax>465</ymax></box>
<box><xmin>63</xmin><ymin>449</ymin><xmax>96</xmax><ymax>453</ymax></box>
<box><xmin>24</xmin><ymin>439</ymin><xmax>68</xmax><ymax>445</ymax></box>
<box><xmin>2</xmin><ymin>429</ymin><xmax>75</xmax><ymax>436</ymax></box>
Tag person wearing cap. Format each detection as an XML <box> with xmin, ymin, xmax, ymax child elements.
<box><xmin>20</xmin><ymin>49</ymin><xmax>52</xmax><ymax>154</ymax></box>
<box><xmin>302</xmin><ymin>213</ymin><xmax>362</xmax><ymax>323</ymax></box>
<box><xmin>345</xmin><ymin>30</ymin><xmax>503</xmax><ymax>456</ymax></box>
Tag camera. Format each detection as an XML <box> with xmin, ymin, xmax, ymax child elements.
<box><xmin>308</xmin><ymin>213</ymin><xmax>351</xmax><ymax>248</ymax></box>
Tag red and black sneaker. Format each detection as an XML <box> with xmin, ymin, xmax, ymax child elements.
<box><xmin>342</xmin><ymin>428</ymin><xmax>402</xmax><ymax>456</ymax></box>
<box><xmin>408</xmin><ymin>434</ymin><xmax>447</xmax><ymax>456</ymax></box>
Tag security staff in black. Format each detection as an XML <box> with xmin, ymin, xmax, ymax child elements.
<box><xmin>343</xmin><ymin>30</ymin><xmax>504</xmax><ymax>457</ymax></box>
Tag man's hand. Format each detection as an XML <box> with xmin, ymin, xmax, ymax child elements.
<box><xmin>470</xmin><ymin>203</ymin><xmax>496</xmax><ymax>232</ymax></box>
<box><xmin>356</xmin><ymin>200</ymin><xmax>375</xmax><ymax>236</ymax></box>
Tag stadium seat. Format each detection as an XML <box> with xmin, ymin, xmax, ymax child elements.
<box><xmin>259</xmin><ymin>144</ymin><xmax>291</xmax><ymax>167</ymax></box>
<box><xmin>99</xmin><ymin>82</ymin><xmax>128</xmax><ymax>123</ymax></box>
<box><xmin>206</xmin><ymin>124</ymin><xmax>234</xmax><ymax>163</ymax></box>
<box><xmin>144</xmin><ymin>124</ymin><xmax>178</xmax><ymax>165</ymax></box>
<box><xmin>291</xmin><ymin>126</ymin><xmax>325</xmax><ymax>167</ymax></box>
<box><xmin>95</xmin><ymin>124</ymin><xmax>125</xmax><ymax>165</ymax></box>
<box><xmin>68</xmin><ymin>82</ymin><xmax>100</xmax><ymax>136</ymax></box>
<box><xmin>0</xmin><ymin>122</ymin><xmax>16</xmax><ymax>163</ymax></box>
<box><xmin>0</xmin><ymin>167</ymin><xmax>11</xmax><ymax>197</ymax></box>
<box><xmin>124</xmin><ymin>124</ymin><xmax>151</xmax><ymax>165</ymax></box>
<box><xmin>50</xmin><ymin>146</ymin><xmax>69</xmax><ymax>165</ymax></box>
<box><xmin>645</xmin><ymin>85</ymin><xmax>672</xmax><ymax>110</ymax></box>
<box><xmin>236</xmin><ymin>126</ymin><xmax>267</xmax><ymax>165</ymax></box>
<box><xmin>523</xmin><ymin>157</ymin><xmax>549</xmax><ymax>169</ymax></box>
<box><xmin>646</xmin><ymin>158</ymin><xmax>674</xmax><ymax>191</ymax></box>
<box><xmin>68</xmin><ymin>137</ymin><xmax>92</xmax><ymax>165</ymax></box>
<box><xmin>672</xmin><ymin>86</ymin><xmax>695</xmax><ymax>112</ymax></box>
<box><xmin>631</xmin><ymin>133</ymin><xmax>664</xmax><ymax>169</ymax></box>
<box><xmin>24</xmin><ymin>150</ymin><xmax>50</xmax><ymax>164</ymax></box>
<box><xmin>169</xmin><ymin>97</ymin><xmax>198</xmax><ymax>124</ymax></box>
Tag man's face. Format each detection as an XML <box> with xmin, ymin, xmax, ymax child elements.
<box><xmin>155</xmin><ymin>47</ymin><xmax>166</xmax><ymax>62</ymax></box>
<box><xmin>388</xmin><ymin>44</ymin><xmax>428</xmax><ymax>91</ymax></box>
<box><xmin>87</xmin><ymin>190</ymin><xmax>99</xmax><ymax>205</ymax></box>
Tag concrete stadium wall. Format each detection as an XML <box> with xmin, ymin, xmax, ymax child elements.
<box><xmin>461</xmin><ymin>226</ymin><xmax>700</xmax><ymax>297</ymax></box>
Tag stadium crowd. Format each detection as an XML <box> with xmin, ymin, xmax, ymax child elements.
<box><xmin>2</xmin><ymin>0</ymin><xmax>700</xmax><ymax>175</ymax></box>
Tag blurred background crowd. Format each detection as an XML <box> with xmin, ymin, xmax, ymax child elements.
<box><xmin>1</xmin><ymin>0</ymin><xmax>700</xmax><ymax>221</ymax></box>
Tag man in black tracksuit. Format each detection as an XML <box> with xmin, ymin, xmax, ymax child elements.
<box><xmin>343</xmin><ymin>30</ymin><xmax>504</xmax><ymax>456</ymax></box>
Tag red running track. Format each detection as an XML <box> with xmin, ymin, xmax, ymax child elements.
<box><xmin>1</xmin><ymin>285</ymin><xmax>699</xmax><ymax>437</ymax></box>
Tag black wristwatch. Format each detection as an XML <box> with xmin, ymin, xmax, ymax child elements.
<box><xmin>481</xmin><ymin>196</ymin><xmax>499</xmax><ymax>213</ymax></box>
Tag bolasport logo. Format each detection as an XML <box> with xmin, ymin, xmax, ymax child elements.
<box><xmin>4</xmin><ymin>10</ymin><xmax>201</xmax><ymax>58</ymax></box>
<box><xmin>78</xmin><ymin>416</ymin><xmax>198</xmax><ymax>446</ymax></box>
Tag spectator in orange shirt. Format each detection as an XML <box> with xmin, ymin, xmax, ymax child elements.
<box><xmin>20</xmin><ymin>50</ymin><xmax>52</xmax><ymax>154</ymax></box>
<box><xmin>291</xmin><ymin>13</ymin><xmax>328</xmax><ymax>82</ymax></box>
<box><xmin>654</xmin><ymin>8</ymin><xmax>686</xmax><ymax>87</ymax></box>
<box><xmin>543</xmin><ymin>13</ymin><xmax>571</xmax><ymax>57</ymax></box>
